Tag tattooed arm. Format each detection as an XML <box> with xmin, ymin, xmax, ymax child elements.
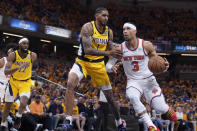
<box><xmin>81</xmin><ymin>23</ymin><xmax>122</xmax><ymax>58</ymax></box>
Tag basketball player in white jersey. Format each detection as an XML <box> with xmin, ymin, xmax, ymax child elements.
<box><xmin>106</xmin><ymin>23</ymin><xmax>178</xmax><ymax>131</ymax></box>
<box><xmin>0</xmin><ymin>44</ymin><xmax>17</xmax><ymax>106</ymax></box>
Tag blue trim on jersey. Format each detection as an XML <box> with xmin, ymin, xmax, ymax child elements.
<box><xmin>75</xmin><ymin>62</ymin><xmax>83</xmax><ymax>74</ymax></box>
<box><xmin>8</xmin><ymin>82</ymin><xmax>13</xmax><ymax>96</ymax></box>
<box><xmin>80</xmin><ymin>37</ymin><xmax>85</xmax><ymax>56</ymax></box>
<box><xmin>77</xmin><ymin>56</ymin><xmax>104</xmax><ymax>63</ymax></box>
<box><xmin>0</xmin><ymin>81</ymin><xmax>4</xmax><ymax>85</ymax></box>
<box><xmin>94</xmin><ymin>21</ymin><xmax>108</xmax><ymax>34</ymax></box>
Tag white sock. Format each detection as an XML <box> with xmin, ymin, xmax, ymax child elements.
<box><xmin>66</xmin><ymin>116</ymin><xmax>73</xmax><ymax>125</ymax></box>
<box><xmin>16</xmin><ymin>112</ymin><xmax>22</xmax><ymax>118</ymax></box>
<box><xmin>115</xmin><ymin>118</ymin><xmax>122</xmax><ymax>126</ymax></box>
<box><xmin>1</xmin><ymin>122</ymin><xmax>6</xmax><ymax>127</ymax></box>
<box><xmin>140</xmin><ymin>113</ymin><xmax>156</xmax><ymax>128</ymax></box>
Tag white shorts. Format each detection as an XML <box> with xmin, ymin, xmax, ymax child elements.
<box><xmin>126</xmin><ymin>75</ymin><xmax>161</xmax><ymax>104</ymax></box>
<box><xmin>69</xmin><ymin>63</ymin><xmax>84</xmax><ymax>83</ymax></box>
<box><xmin>0</xmin><ymin>83</ymin><xmax>6</xmax><ymax>102</ymax></box>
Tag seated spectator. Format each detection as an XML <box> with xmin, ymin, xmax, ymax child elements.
<box><xmin>29</xmin><ymin>95</ymin><xmax>50</xmax><ymax>130</ymax></box>
<box><xmin>72</xmin><ymin>99</ymin><xmax>84</xmax><ymax>131</ymax></box>
<box><xmin>47</xmin><ymin>97</ymin><xmax>64</xmax><ymax>130</ymax></box>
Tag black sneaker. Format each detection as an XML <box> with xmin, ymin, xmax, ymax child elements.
<box><xmin>118</xmin><ymin>120</ymin><xmax>127</xmax><ymax>131</ymax></box>
<box><xmin>118</xmin><ymin>124</ymin><xmax>127</xmax><ymax>131</ymax></box>
<box><xmin>0</xmin><ymin>126</ymin><xmax>7</xmax><ymax>131</ymax></box>
<box><xmin>13</xmin><ymin>117</ymin><xmax>21</xmax><ymax>129</ymax></box>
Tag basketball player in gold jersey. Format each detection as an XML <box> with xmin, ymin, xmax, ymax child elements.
<box><xmin>65</xmin><ymin>7</ymin><xmax>126</xmax><ymax>130</ymax></box>
<box><xmin>1</xmin><ymin>38</ymin><xmax>37</xmax><ymax>130</ymax></box>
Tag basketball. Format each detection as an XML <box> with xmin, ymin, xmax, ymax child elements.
<box><xmin>148</xmin><ymin>56</ymin><xmax>166</xmax><ymax>73</ymax></box>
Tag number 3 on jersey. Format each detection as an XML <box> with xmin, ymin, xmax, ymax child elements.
<box><xmin>131</xmin><ymin>61</ymin><xmax>139</xmax><ymax>72</ymax></box>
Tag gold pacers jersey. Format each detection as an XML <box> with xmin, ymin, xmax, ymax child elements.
<box><xmin>11</xmin><ymin>50</ymin><xmax>32</xmax><ymax>80</ymax></box>
<box><xmin>80</xmin><ymin>21</ymin><xmax>109</xmax><ymax>61</ymax></box>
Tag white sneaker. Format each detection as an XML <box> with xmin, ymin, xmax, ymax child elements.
<box><xmin>34</xmin><ymin>124</ymin><xmax>43</xmax><ymax>131</ymax></box>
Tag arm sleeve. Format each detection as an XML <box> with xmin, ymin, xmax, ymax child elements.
<box><xmin>106</xmin><ymin>57</ymin><xmax>118</xmax><ymax>72</ymax></box>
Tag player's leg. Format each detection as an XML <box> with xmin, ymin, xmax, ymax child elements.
<box><xmin>0</xmin><ymin>83</ymin><xmax>6</xmax><ymax>109</ymax></box>
<box><xmin>65</xmin><ymin>63</ymin><xmax>84</xmax><ymax>115</ymax></box>
<box><xmin>145</xmin><ymin>77</ymin><xmax>177</xmax><ymax>122</ymax></box>
<box><xmin>17</xmin><ymin>79</ymin><xmax>31</xmax><ymax>118</ymax></box>
<box><xmin>126</xmin><ymin>85</ymin><xmax>157</xmax><ymax>130</ymax></box>
<box><xmin>90</xmin><ymin>67</ymin><xmax>124</xmax><ymax>129</ymax></box>
<box><xmin>1</xmin><ymin>82</ymin><xmax>15</xmax><ymax>128</ymax></box>
<box><xmin>145</xmin><ymin>76</ymin><xmax>177</xmax><ymax>130</ymax></box>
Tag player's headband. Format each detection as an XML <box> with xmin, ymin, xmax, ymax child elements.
<box><xmin>18</xmin><ymin>38</ymin><xmax>29</xmax><ymax>45</ymax></box>
<box><xmin>123</xmin><ymin>23</ymin><xmax>136</xmax><ymax>30</ymax></box>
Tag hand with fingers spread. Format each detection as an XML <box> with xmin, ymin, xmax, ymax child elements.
<box><xmin>112</xmin><ymin>62</ymin><xmax>122</xmax><ymax>73</ymax></box>
<box><xmin>163</xmin><ymin>57</ymin><xmax>169</xmax><ymax>72</ymax></box>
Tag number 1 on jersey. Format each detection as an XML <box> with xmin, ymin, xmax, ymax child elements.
<box><xmin>131</xmin><ymin>61</ymin><xmax>139</xmax><ymax>72</ymax></box>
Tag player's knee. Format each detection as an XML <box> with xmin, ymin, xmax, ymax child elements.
<box><xmin>67</xmin><ymin>73</ymin><xmax>79</xmax><ymax>89</ymax></box>
<box><xmin>103</xmin><ymin>91</ymin><xmax>114</xmax><ymax>102</ymax></box>
<box><xmin>151</xmin><ymin>97</ymin><xmax>169</xmax><ymax>114</ymax></box>
<box><xmin>128</xmin><ymin>95</ymin><xmax>140</xmax><ymax>103</ymax></box>
<box><xmin>20</xmin><ymin>97</ymin><xmax>28</xmax><ymax>107</ymax></box>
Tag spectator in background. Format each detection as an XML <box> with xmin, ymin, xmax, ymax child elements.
<box><xmin>72</xmin><ymin>99</ymin><xmax>83</xmax><ymax>131</ymax></box>
<box><xmin>30</xmin><ymin>95</ymin><xmax>44</xmax><ymax>116</ymax></box>
<box><xmin>48</xmin><ymin>97</ymin><xmax>64</xmax><ymax>130</ymax></box>
<box><xmin>29</xmin><ymin>95</ymin><xmax>50</xmax><ymax>130</ymax></box>
<box><xmin>176</xmin><ymin>107</ymin><xmax>183</xmax><ymax>120</ymax></box>
<box><xmin>77</xmin><ymin>97</ymin><xmax>86</xmax><ymax>116</ymax></box>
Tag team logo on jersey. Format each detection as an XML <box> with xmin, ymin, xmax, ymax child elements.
<box><xmin>104</xmin><ymin>31</ymin><xmax>108</xmax><ymax>35</ymax></box>
<box><xmin>28</xmin><ymin>56</ymin><xmax>30</xmax><ymax>59</ymax></box>
<box><xmin>138</xmin><ymin>48</ymin><xmax>142</xmax><ymax>51</ymax></box>
<box><xmin>152</xmin><ymin>89</ymin><xmax>158</xmax><ymax>94</ymax></box>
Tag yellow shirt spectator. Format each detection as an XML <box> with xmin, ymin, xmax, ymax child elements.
<box><xmin>73</xmin><ymin>106</ymin><xmax>79</xmax><ymax>115</ymax></box>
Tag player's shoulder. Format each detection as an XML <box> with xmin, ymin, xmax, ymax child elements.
<box><xmin>30</xmin><ymin>51</ymin><xmax>37</xmax><ymax>59</ymax></box>
<box><xmin>9</xmin><ymin>52</ymin><xmax>16</xmax><ymax>57</ymax></box>
<box><xmin>30</xmin><ymin>51</ymin><xmax>37</xmax><ymax>55</ymax></box>
<box><xmin>144</xmin><ymin>40</ymin><xmax>153</xmax><ymax>47</ymax></box>
<box><xmin>82</xmin><ymin>22</ymin><xmax>93</xmax><ymax>29</ymax></box>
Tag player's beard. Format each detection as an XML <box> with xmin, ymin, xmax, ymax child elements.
<box><xmin>21</xmin><ymin>48</ymin><xmax>28</xmax><ymax>53</ymax></box>
<box><xmin>100</xmin><ymin>20</ymin><xmax>107</xmax><ymax>27</ymax></box>
<box><xmin>101</xmin><ymin>22</ymin><xmax>106</xmax><ymax>27</ymax></box>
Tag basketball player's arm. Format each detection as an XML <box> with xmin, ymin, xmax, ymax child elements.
<box><xmin>144</xmin><ymin>41</ymin><xmax>157</xmax><ymax>58</ymax></box>
<box><xmin>31</xmin><ymin>52</ymin><xmax>38</xmax><ymax>75</ymax></box>
<box><xmin>0</xmin><ymin>58</ymin><xmax>4</xmax><ymax>68</ymax></box>
<box><xmin>31</xmin><ymin>52</ymin><xmax>38</xmax><ymax>69</ymax></box>
<box><xmin>144</xmin><ymin>41</ymin><xmax>169</xmax><ymax>71</ymax></box>
<box><xmin>4</xmin><ymin>52</ymin><xmax>18</xmax><ymax>75</ymax></box>
<box><xmin>106</xmin><ymin>45</ymin><xmax>122</xmax><ymax>73</ymax></box>
<box><xmin>4</xmin><ymin>52</ymin><xmax>30</xmax><ymax>75</ymax></box>
<box><xmin>81</xmin><ymin>23</ymin><xmax>122</xmax><ymax>58</ymax></box>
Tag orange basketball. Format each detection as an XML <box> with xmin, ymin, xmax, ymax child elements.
<box><xmin>148</xmin><ymin>56</ymin><xmax>166</xmax><ymax>73</ymax></box>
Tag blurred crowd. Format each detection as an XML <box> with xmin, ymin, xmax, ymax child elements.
<box><xmin>0</xmin><ymin>42</ymin><xmax>197</xmax><ymax>130</ymax></box>
<box><xmin>0</xmin><ymin>0</ymin><xmax>197</xmax><ymax>44</ymax></box>
<box><xmin>0</xmin><ymin>0</ymin><xmax>197</xmax><ymax>130</ymax></box>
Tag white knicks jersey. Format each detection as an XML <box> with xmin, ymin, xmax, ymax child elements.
<box><xmin>121</xmin><ymin>38</ymin><xmax>153</xmax><ymax>80</ymax></box>
<box><xmin>0</xmin><ymin>57</ymin><xmax>9</xmax><ymax>84</ymax></box>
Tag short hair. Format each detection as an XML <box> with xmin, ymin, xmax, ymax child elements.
<box><xmin>35</xmin><ymin>95</ymin><xmax>41</xmax><ymax>99</ymax></box>
<box><xmin>95</xmin><ymin>7</ymin><xmax>108</xmax><ymax>15</ymax></box>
